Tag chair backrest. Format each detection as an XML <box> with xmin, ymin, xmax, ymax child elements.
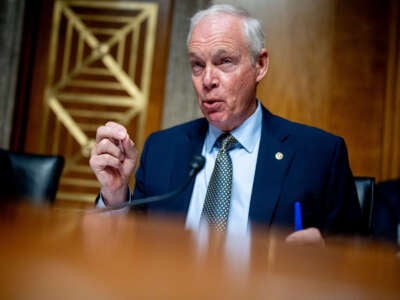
<box><xmin>372</xmin><ymin>179</ymin><xmax>400</xmax><ymax>244</ymax></box>
<box><xmin>0</xmin><ymin>149</ymin><xmax>64</xmax><ymax>204</ymax></box>
<box><xmin>354</xmin><ymin>176</ymin><xmax>375</xmax><ymax>235</ymax></box>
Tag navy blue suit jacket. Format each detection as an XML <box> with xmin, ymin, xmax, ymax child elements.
<box><xmin>133</xmin><ymin>106</ymin><xmax>362</xmax><ymax>235</ymax></box>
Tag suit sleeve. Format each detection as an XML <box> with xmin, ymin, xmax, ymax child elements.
<box><xmin>130</xmin><ymin>134</ymin><xmax>152</xmax><ymax>212</ymax></box>
<box><xmin>322</xmin><ymin>138</ymin><xmax>363</xmax><ymax>235</ymax></box>
<box><xmin>133</xmin><ymin>147</ymin><xmax>147</xmax><ymax>200</ymax></box>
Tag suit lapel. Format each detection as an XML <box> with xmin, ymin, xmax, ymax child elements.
<box><xmin>249</xmin><ymin>108</ymin><xmax>295</xmax><ymax>225</ymax></box>
<box><xmin>168</xmin><ymin>119</ymin><xmax>208</xmax><ymax>213</ymax></box>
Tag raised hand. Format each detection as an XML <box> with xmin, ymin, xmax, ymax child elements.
<box><xmin>89</xmin><ymin>121</ymin><xmax>138</xmax><ymax>205</ymax></box>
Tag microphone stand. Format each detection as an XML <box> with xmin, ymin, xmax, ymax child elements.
<box><xmin>91</xmin><ymin>155</ymin><xmax>205</xmax><ymax>213</ymax></box>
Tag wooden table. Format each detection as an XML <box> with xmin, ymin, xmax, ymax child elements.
<box><xmin>0</xmin><ymin>203</ymin><xmax>399</xmax><ymax>299</ymax></box>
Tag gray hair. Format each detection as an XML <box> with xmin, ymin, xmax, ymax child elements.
<box><xmin>186</xmin><ymin>4</ymin><xmax>265</xmax><ymax>63</ymax></box>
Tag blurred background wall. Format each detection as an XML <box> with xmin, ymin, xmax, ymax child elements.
<box><xmin>0</xmin><ymin>0</ymin><xmax>25</xmax><ymax>148</ymax></box>
<box><xmin>0</xmin><ymin>0</ymin><xmax>399</xmax><ymax>203</ymax></box>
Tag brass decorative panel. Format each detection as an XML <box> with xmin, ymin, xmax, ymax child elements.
<box><xmin>42</xmin><ymin>0</ymin><xmax>158</xmax><ymax>202</ymax></box>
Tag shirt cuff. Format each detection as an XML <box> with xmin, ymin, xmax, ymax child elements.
<box><xmin>95</xmin><ymin>188</ymin><xmax>132</xmax><ymax>213</ymax></box>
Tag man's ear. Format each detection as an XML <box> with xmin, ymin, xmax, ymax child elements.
<box><xmin>255</xmin><ymin>49</ymin><xmax>269</xmax><ymax>83</ymax></box>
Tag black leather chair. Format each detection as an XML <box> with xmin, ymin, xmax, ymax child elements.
<box><xmin>0</xmin><ymin>149</ymin><xmax>64</xmax><ymax>204</ymax></box>
<box><xmin>354</xmin><ymin>176</ymin><xmax>375</xmax><ymax>235</ymax></box>
<box><xmin>372</xmin><ymin>179</ymin><xmax>400</xmax><ymax>244</ymax></box>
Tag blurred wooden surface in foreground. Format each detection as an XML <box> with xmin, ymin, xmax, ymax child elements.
<box><xmin>0</xmin><ymin>203</ymin><xmax>399</xmax><ymax>299</ymax></box>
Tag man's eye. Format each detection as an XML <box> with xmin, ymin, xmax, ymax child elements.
<box><xmin>191</xmin><ymin>62</ymin><xmax>202</xmax><ymax>69</ymax></box>
<box><xmin>191</xmin><ymin>62</ymin><xmax>203</xmax><ymax>75</ymax></box>
<box><xmin>222</xmin><ymin>58</ymin><xmax>232</xmax><ymax>64</ymax></box>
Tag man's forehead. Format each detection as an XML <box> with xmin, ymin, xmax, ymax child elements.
<box><xmin>188</xmin><ymin>47</ymin><xmax>240</xmax><ymax>58</ymax></box>
<box><xmin>188</xmin><ymin>19</ymin><xmax>245</xmax><ymax>52</ymax></box>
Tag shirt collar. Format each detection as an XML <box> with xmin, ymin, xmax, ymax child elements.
<box><xmin>205</xmin><ymin>101</ymin><xmax>262</xmax><ymax>153</ymax></box>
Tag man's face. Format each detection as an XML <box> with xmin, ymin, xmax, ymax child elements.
<box><xmin>188</xmin><ymin>14</ymin><xmax>268</xmax><ymax>131</ymax></box>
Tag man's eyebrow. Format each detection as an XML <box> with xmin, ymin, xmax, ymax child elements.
<box><xmin>212</xmin><ymin>49</ymin><xmax>241</xmax><ymax>59</ymax></box>
<box><xmin>213</xmin><ymin>49</ymin><xmax>230</xmax><ymax>56</ymax></box>
<box><xmin>188</xmin><ymin>49</ymin><xmax>238</xmax><ymax>60</ymax></box>
<box><xmin>188</xmin><ymin>52</ymin><xmax>201</xmax><ymax>59</ymax></box>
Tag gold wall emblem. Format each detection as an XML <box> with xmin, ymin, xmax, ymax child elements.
<box><xmin>42</xmin><ymin>0</ymin><xmax>158</xmax><ymax>202</ymax></box>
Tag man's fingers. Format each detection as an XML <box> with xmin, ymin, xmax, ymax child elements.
<box><xmin>89</xmin><ymin>152</ymin><xmax>122</xmax><ymax>171</ymax></box>
<box><xmin>121</xmin><ymin>135</ymin><xmax>137</xmax><ymax>160</ymax></box>
<box><xmin>285</xmin><ymin>227</ymin><xmax>325</xmax><ymax>247</ymax></box>
<box><xmin>96</xmin><ymin>122</ymin><xmax>127</xmax><ymax>143</ymax></box>
<box><xmin>92</xmin><ymin>138</ymin><xmax>125</xmax><ymax>161</ymax></box>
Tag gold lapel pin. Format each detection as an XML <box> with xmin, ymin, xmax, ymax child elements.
<box><xmin>275</xmin><ymin>152</ymin><xmax>284</xmax><ymax>160</ymax></box>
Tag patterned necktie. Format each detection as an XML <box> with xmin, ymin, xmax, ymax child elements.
<box><xmin>202</xmin><ymin>133</ymin><xmax>238</xmax><ymax>231</ymax></box>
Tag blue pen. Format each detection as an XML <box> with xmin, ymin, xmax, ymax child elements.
<box><xmin>294</xmin><ymin>201</ymin><xmax>303</xmax><ymax>231</ymax></box>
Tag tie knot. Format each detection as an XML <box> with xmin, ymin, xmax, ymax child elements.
<box><xmin>217</xmin><ymin>133</ymin><xmax>238</xmax><ymax>152</ymax></box>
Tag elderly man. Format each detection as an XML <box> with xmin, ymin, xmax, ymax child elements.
<box><xmin>90</xmin><ymin>4</ymin><xmax>362</xmax><ymax>245</ymax></box>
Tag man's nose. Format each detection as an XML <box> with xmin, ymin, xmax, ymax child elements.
<box><xmin>202</xmin><ymin>66</ymin><xmax>219</xmax><ymax>90</ymax></box>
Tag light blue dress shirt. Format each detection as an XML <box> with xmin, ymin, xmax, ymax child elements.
<box><xmin>186</xmin><ymin>101</ymin><xmax>262</xmax><ymax>235</ymax></box>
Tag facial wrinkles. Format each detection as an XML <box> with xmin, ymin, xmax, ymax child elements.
<box><xmin>228</xmin><ymin>69</ymin><xmax>257</xmax><ymax>119</ymax></box>
<box><xmin>189</xmin><ymin>15</ymin><xmax>258</xmax><ymax>131</ymax></box>
<box><xmin>190</xmin><ymin>36</ymin><xmax>240</xmax><ymax>56</ymax></box>
<box><xmin>189</xmin><ymin>33</ymin><xmax>250</xmax><ymax>91</ymax></box>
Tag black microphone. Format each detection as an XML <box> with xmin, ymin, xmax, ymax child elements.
<box><xmin>93</xmin><ymin>155</ymin><xmax>205</xmax><ymax>213</ymax></box>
